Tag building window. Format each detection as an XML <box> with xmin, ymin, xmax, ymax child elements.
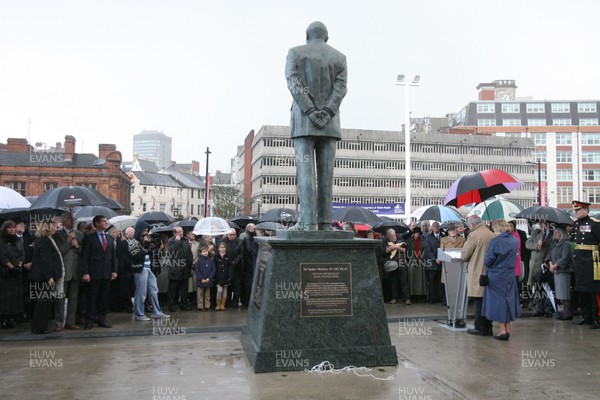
<box><xmin>142</xmin><ymin>203</ymin><xmax>147</xmax><ymax>212</ymax></box>
<box><xmin>476</xmin><ymin>103</ymin><xmax>495</xmax><ymax>113</ymax></box>
<box><xmin>526</xmin><ymin>103</ymin><xmax>545</xmax><ymax>113</ymax></box>
<box><xmin>557</xmin><ymin>187</ymin><xmax>573</xmax><ymax>204</ymax></box>
<box><xmin>532</xmin><ymin>151</ymin><xmax>547</xmax><ymax>163</ymax></box>
<box><xmin>583</xmin><ymin>170</ymin><xmax>600</xmax><ymax>181</ymax></box>
<box><xmin>556</xmin><ymin>169</ymin><xmax>572</xmax><ymax>181</ymax></box>
<box><xmin>532</xmin><ymin>133</ymin><xmax>546</xmax><ymax>145</ymax></box>
<box><xmin>502</xmin><ymin>119</ymin><xmax>521</xmax><ymax>126</ymax></box>
<box><xmin>552</xmin><ymin>119</ymin><xmax>571</xmax><ymax>126</ymax></box>
<box><xmin>143</xmin><ymin>187</ymin><xmax>147</xmax><ymax>194</ymax></box>
<box><xmin>44</xmin><ymin>182</ymin><xmax>58</xmax><ymax>191</ymax></box>
<box><xmin>160</xmin><ymin>204</ymin><xmax>166</xmax><ymax>212</ymax></box>
<box><xmin>580</xmin><ymin>118</ymin><xmax>599</xmax><ymax>126</ymax></box>
<box><xmin>555</xmin><ymin>133</ymin><xmax>572</xmax><ymax>145</ymax></box>
<box><xmin>587</xmin><ymin>188</ymin><xmax>600</xmax><ymax>203</ymax></box>
<box><xmin>477</xmin><ymin>119</ymin><xmax>496</xmax><ymax>126</ymax></box>
<box><xmin>582</xmin><ymin>152</ymin><xmax>600</xmax><ymax>163</ymax></box>
<box><xmin>501</xmin><ymin>103</ymin><xmax>520</xmax><ymax>113</ymax></box>
<box><xmin>556</xmin><ymin>152</ymin><xmax>572</xmax><ymax>163</ymax></box>
<box><xmin>551</xmin><ymin>103</ymin><xmax>570</xmax><ymax>113</ymax></box>
<box><xmin>76</xmin><ymin>183</ymin><xmax>96</xmax><ymax>190</ymax></box>
<box><xmin>578</xmin><ymin>103</ymin><xmax>597</xmax><ymax>113</ymax></box>
<box><xmin>130</xmin><ymin>185</ymin><xmax>135</xmax><ymax>194</ymax></box>
<box><xmin>582</xmin><ymin>133</ymin><xmax>600</xmax><ymax>145</ymax></box>
<box><xmin>527</xmin><ymin>119</ymin><xmax>547</xmax><ymax>126</ymax></box>
<box><xmin>4</xmin><ymin>181</ymin><xmax>26</xmax><ymax>195</ymax></box>
<box><xmin>160</xmin><ymin>187</ymin><xmax>166</xmax><ymax>195</ymax></box>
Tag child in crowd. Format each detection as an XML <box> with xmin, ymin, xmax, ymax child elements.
<box><xmin>214</xmin><ymin>242</ymin><xmax>232</xmax><ymax>311</ymax></box>
<box><xmin>195</xmin><ymin>246</ymin><xmax>215</xmax><ymax>311</ymax></box>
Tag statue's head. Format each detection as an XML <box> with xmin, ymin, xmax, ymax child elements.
<box><xmin>306</xmin><ymin>21</ymin><xmax>328</xmax><ymax>42</ymax></box>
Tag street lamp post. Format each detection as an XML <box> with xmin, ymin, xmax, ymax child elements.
<box><xmin>204</xmin><ymin>147</ymin><xmax>211</xmax><ymax>217</ymax></box>
<box><xmin>396</xmin><ymin>74</ymin><xmax>420</xmax><ymax>217</ymax></box>
<box><xmin>527</xmin><ymin>160</ymin><xmax>542</xmax><ymax>205</ymax></box>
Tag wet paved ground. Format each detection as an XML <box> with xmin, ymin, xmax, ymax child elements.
<box><xmin>1</xmin><ymin>303</ymin><xmax>599</xmax><ymax>400</ymax></box>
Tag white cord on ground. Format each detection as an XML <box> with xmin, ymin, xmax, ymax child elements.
<box><xmin>305</xmin><ymin>361</ymin><xmax>394</xmax><ymax>381</ymax></box>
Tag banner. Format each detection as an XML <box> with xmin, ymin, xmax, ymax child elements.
<box><xmin>540</xmin><ymin>182</ymin><xmax>547</xmax><ymax>206</ymax></box>
<box><xmin>332</xmin><ymin>202</ymin><xmax>405</xmax><ymax>215</ymax></box>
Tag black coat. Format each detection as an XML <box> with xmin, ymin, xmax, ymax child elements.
<box><xmin>0</xmin><ymin>234</ymin><xmax>25</xmax><ymax>314</ymax></box>
<box><xmin>214</xmin><ymin>253</ymin><xmax>232</xmax><ymax>285</ymax></box>
<box><xmin>30</xmin><ymin>236</ymin><xmax>63</xmax><ymax>282</ymax></box>
<box><xmin>81</xmin><ymin>232</ymin><xmax>118</xmax><ymax>280</ymax></box>
<box><xmin>167</xmin><ymin>237</ymin><xmax>194</xmax><ymax>280</ymax></box>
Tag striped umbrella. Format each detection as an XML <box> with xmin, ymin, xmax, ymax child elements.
<box><xmin>411</xmin><ymin>205</ymin><xmax>463</xmax><ymax>223</ymax></box>
<box><xmin>467</xmin><ymin>198</ymin><xmax>524</xmax><ymax>221</ymax></box>
<box><xmin>444</xmin><ymin>169</ymin><xmax>524</xmax><ymax>208</ymax></box>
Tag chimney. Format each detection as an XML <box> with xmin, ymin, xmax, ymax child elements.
<box><xmin>6</xmin><ymin>138</ymin><xmax>30</xmax><ymax>153</ymax></box>
<box><xmin>64</xmin><ymin>135</ymin><xmax>76</xmax><ymax>160</ymax></box>
<box><xmin>98</xmin><ymin>143</ymin><xmax>117</xmax><ymax>159</ymax></box>
<box><xmin>191</xmin><ymin>160</ymin><xmax>200</xmax><ymax>175</ymax></box>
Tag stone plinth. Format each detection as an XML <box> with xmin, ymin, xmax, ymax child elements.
<box><xmin>241</xmin><ymin>234</ymin><xmax>397</xmax><ymax>373</ymax></box>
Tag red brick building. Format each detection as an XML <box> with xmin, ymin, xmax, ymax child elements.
<box><xmin>0</xmin><ymin>135</ymin><xmax>131</xmax><ymax>211</ymax></box>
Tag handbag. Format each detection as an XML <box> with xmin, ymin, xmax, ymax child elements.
<box><xmin>383</xmin><ymin>260</ymin><xmax>399</xmax><ymax>273</ymax></box>
<box><xmin>479</xmin><ymin>265</ymin><xmax>489</xmax><ymax>286</ymax></box>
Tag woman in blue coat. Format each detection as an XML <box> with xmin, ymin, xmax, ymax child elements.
<box><xmin>482</xmin><ymin>219</ymin><xmax>521</xmax><ymax>340</ymax></box>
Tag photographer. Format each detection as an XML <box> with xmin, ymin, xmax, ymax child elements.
<box><xmin>382</xmin><ymin>228</ymin><xmax>408</xmax><ymax>305</ymax></box>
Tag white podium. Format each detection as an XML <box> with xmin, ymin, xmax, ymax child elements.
<box><xmin>437</xmin><ymin>248</ymin><xmax>468</xmax><ymax>329</ymax></box>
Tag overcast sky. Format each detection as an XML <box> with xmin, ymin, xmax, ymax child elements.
<box><xmin>1</xmin><ymin>0</ymin><xmax>599</xmax><ymax>173</ymax></box>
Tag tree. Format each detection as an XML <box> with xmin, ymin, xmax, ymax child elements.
<box><xmin>211</xmin><ymin>172</ymin><xmax>242</xmax><ymax>219</ymax></box>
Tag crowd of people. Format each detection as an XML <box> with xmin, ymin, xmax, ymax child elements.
<box><xmin>373</xmin><ymin>200</ymin><xmax>600</xmax><ymax>340</ymax></box>
<box><xmin>2</xmin><ymin>200</ymin><xmax>599</xmax><ymax>338</ymax></box>
<box><xmin>0</xmin><ymin>214</ymin><xmax>264</xmax><ymax>334</ymax></box>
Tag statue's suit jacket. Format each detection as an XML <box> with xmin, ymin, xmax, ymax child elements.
<box><xmin>285</xmin><ymin>39</ymin><xmax>347</xmax><ymax>139</ymax></box>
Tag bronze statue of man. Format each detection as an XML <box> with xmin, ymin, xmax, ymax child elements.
<box><xmin>285</xmin><ymin>21</ymin><xmax>348</xmax><ymax>231</ymax></box>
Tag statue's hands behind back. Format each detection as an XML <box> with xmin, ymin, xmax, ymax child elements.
<box><xmin>308</xmin><ymin>109</ymin><xmax>331</xmax><ymax>129</ymax></box>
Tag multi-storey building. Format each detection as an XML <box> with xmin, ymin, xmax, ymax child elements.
<box><xmin>449</xmin><ymin>79</ymin><xmax>600</xmax><ymax>211</ymax></box>
<box><xmin>128</xmin><ymin>162</ymin><xmax>206</xmax><ymax>218</ymax></box>
<box><xmin>133</xmin><ymin>130</ymin><xmax>172</xmax><ymax>169</ymax></box>
<box><xmin>235</xmin><ymin>125</ymin><xmax>535</xmax><ymax>218</ymax></box>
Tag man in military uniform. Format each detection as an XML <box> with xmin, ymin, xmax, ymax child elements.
<box><xmin>571</xmin><ymin>200</ymin><xmax>600</xmax><ymax>329</ymax></box>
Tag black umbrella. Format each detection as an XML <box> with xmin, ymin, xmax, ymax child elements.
<box><xmin>169</xmin><ymin>219</ymin><xmax>198</xmax><ymax>230</ymax></box>
<box><xmin>258</xmin><ymin>208</ymin><xmax>298</xmax><ymax>225</ymax></box>
<box><xmin>373</xmin><ymin>220</ymin><xmax>409</xmax><ymax>234</ymax></box>
<box><xmin>332</xmin><ymin>207</ymin><xmax>383</xmax><ymax>226</ymax></box>
<box><xmin>149</xmin><ymin>223</ymin><xmax>173</xmax><ymax>235</ymax></box>
<box><xmin>516</xmin><ymin>206</ymin><xmax>573</xmax><ymax>225</ymax></box>
<box><xmin>0</xmin><ymin>207</ymin><xmax>67</xmax><ymax>224</ymax></box>
<box><xmin>138</xmin><ymin>211</ymin><xmax>175</xmax><ymax>225</ymax></box>
<box><xmin>30</xmin><ymin>186</ymin><xmax>116</xmax><ymax>210</ymax></box>
<box><xmin>73</xmin><ymin>205</ymin><xmax>118</xmax><ymax>219</ymax></box>
<box><xmin>227</xmin><ymin>221</ymin><xmax>241</xmax><ymax>230</ymax></box>
<box><xmin>229</xmin><ymin>215</ymin><xmax>259</xmax><ymax>229</ymax></box>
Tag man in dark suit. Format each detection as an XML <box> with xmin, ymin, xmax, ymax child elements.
<box><xmin>285</xmin><ymin>21</ymin><xmax>347</xmax><ymax>231</ymax></box>
<box><xmin>167</xmin><ymin>226</ymin><xmax>193</xmax><ymax>312</ymax></box>
<box><xmin>81</xmin><ymin>215</ymin><xmax>117</xmax><ymax>329</ymax></box>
